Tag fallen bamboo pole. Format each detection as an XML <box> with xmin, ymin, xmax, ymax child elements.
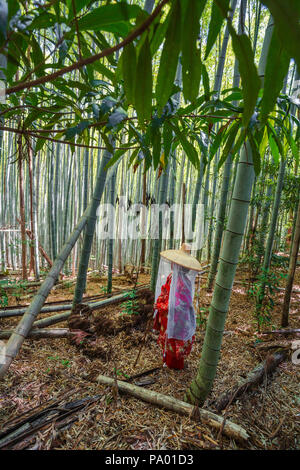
<box><xmin>2</xmin><ymin>287</ymin><xmax>152</xmax><ymax>331</ymax></box>
<box><xmin>32</xmin><ymin>312</ymin><xmax>71</xmax><ymax>328</ymax></box>
<box><xmin>0</xmin><ymin>304</ymin><xmax>71</xmax><ymax>318</ymax></box>
<box><xmin>0</xmin><ymin>285</ymin><xmax>149</xmax><ymax>318</ymax></box>
<box><xmin>262</xmin><ymin>328</ymin><xmax>300</xmax><ymax>335</ymax></box>
<box><xmin>0</xmin><ymin>328</ymin><xmax>74</xmax><ymax>340</ymax></box>
<box><xmin>97</xmin><ymin>374</ymin><xmax>249</xmax><ymax>442</ymax></box>
<box><xmin>0</xmin><ymin>283</ymin><xmax>149</xmax><ymax>312</ymax></box>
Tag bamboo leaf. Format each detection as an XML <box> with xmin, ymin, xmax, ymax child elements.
<box><xmin>259</xmin><ymin>126</ymin><xmax>269</xmax><ymax>156</ymax></box>
<box><xmin>105</xmin><ymin>148</ymin><xmax>128</xmax><ymax>170</ymax></box>
<box><xmin>135</xmin><ymin>35</ymin><xmax>152</xmax><ymax>125</ymax></box>
<box><xmin>35</xmin><ymin>137</ymin><xmax>47</xmax><ymax>153</ymax></box>
<box><xmin>248</xmin><ymin>132</ymin><xmax>261</xmax><ymax>175</ymax></box>
<box><xmin>30</xmin><ymin>35</ymin><xmax>44</xmax><ymax>77</ymax></box>
<box><xmin>181</xmin><ymin>0</ymin><xmax>206</xmax><ymax>102</ymax></box>
<box><xmin>150</xmin><ymin>15</ymin><xmax>169</xmax><ymax>55</ymax></box>
<box><xmin>268</xmin><ymin>131</ymin><xmax>280</xmax><ymax>164</ymax></box>
<box><xmin>92</xmin><ymin>62</ymin><xmax>115</xmax><ymax>83</ymax></box>
<box><xmin>168</xmin><ymin>122</ymin><xmax>199</xmax><ymax>167</ymax></box>
<box><xmin>128</xmin><ymin>148</ymin><xmax>139</xmax><ymax>168</ymax></box>
<box><xmin>209</xmin><ymin>127</ymin><xmax>225</xmax><ymax>161</ymax></box>
<box><xmin>260</xmin><ymin>0</ymin><xmax>300</xmax><ymax>72</ymax></box>
<box><xmin>77</xmin><ymin>4</ymin><xmax>142</xmax><ymax>35</ymax></box>
<box><xmin>67</xmin><ymin>0</ymin><xmax>94</xmax><ymax>20</ymax></box>
<box><xmin>28</xmin><ymin>12</ymin><xmax>57</xmax><ymax>30</ymax></box>
<box><xmin>156</xmin><ymin>0</ymin><xmax>181</xmax><ymax>114</ymax></box>
<box><xmin>65</xmin><ymin>120</ymin><xmax>90</xmax><ymax>140</ymax></box>
<box><xmin>229</xmin><ymin>24</ymin><xmax>260</xmax><ymax>126</ymax></box>
<box><xmin>122</xmin><ymin>43</ymin><xmax>136</xmax><ymax>105</ymax></box>
<box><xmin>282</xmin><ymin>126</ymin><xmax>299</xmax><ymax>166</ymax></box>
<box><xmin>231</xmin><ymin>127</ymin><xmax>246</xmax><ymax>156</ymax></box>
<box><xmin>260</xmin><ymin>26</ymin><xmax>290</xmax><ymax>125</ymax></box>
<box><xmin>201</xmin><ymin>63</ymin><xmax>210</xmax><ymax>101</ymax></box>
<box><xmin>266</xmin><ymin>124</ymin><xmax>281</xmax><ymax>164</ymax></box>
<box><xmin>8</xmin><ymin>1</ymin><xmax>18</xmax><ymax>23</ymax></box>
<box><xmin>163</xmin><ymin>121</ymin><xmax>173</xmax><ymax>162</ymax></box>
<box><xmin>177</xmin><ymin>93</ymin><xmax>210</xmax><ymax>115</ymax></box>
<box><xmin>151</xmin><ymin>127</ymin><xmax>162</xmax><ymax>170</ymax></box>
<box><xmin>205</xmin><ymin>0</ymin><xmax>229</xmax><ymax>60</ymax></box>
<box><xmin>267</xmin><ymin>121</ymin><xmax>283</xmax><ymax>160</ymax></box>
<box><xmin>218</xmin><ymin>120</ymin><xmax>240</xmax><ymax>169</ymax></box>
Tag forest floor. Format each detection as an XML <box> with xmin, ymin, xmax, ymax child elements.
<box><xmin>0</xmin><ymin>262</ymin><xmax>299</xmax><ymax>450</ymax></box>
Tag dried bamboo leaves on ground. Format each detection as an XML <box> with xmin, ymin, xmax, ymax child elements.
<box><xmin>0</xmin><ymin>269</ymin><xmax>299</xmax><ymax>450</ymax></box>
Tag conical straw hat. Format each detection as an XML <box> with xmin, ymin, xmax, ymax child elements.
<box><xmin>160</xmin><ymin>243</ymin><xmax>202</xmax><ymax>272</ymax></box>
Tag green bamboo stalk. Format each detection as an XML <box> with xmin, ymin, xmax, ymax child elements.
<box><xmin>256</xmin><ymin>165</ymin><xmax>273</xmax><ymax>263</ymax></box>
<box><xmin>281</xmin><ymin>197</ymin><xmax>300</xmax><ymax>327</ymax></box>
<box><xmin>18</xmin><ymin>139</ymin><xmax>27</xmax><ymax>280</ymax></box>
<box><xmin>150</xmin><ymin>60</ymin><xmax>182</xmax><ymax>285</ymax></box>
<box><xmin>186</xmin><ymin>140</ymin><xmax>255</xmax><ymax>405</ymax></box>
<box><xmin>186</xmin><ymin>11</ymin><xmax>274</xmax><ymax>405</ymax></box>
<box><xmin>83</xmin><ymin>146</ymin><xmax>89</xmax><ymax>212</ymax></box>
<box><xmin>150</xmin><ymin>167</ymin><xmax>169</xmax><ymax>291</ymax></box>
<box><xmin>72</xmin><ymin>146</ymin><xmax>113</xmax><ymax>306</ymax></box>
<box><xmin>207</xmin><ymin>0</ymin><xmax>244</xmax><ymax>288</ymax></box>
<box><xmin>255</xmin><ymin>156</ymin><xmax>286</xmax><ymax>314</ymax></box>
<box><xmin>107</xmin><ymin>167</ymin><xmax>117</xmax><ymax>293</ymax></box>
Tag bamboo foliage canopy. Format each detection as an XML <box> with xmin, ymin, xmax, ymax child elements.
<box><xmin>0</xmin><ymin>0</ymin><xmax>298</xmax><ymax>174</ymax></box>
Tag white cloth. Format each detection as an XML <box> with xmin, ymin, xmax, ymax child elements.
<box><xmin>153</xmin><ymin>257</ymin><xmax>172</xmax><ymax>320</ymax></box>
<box><xmin>167</xmin><ymin>263</ymin><xmax>197</xmax><ymax>342</ymax></box>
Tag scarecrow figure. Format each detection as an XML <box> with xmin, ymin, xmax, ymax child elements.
<box><xmin>153</xmin><ymin>244</ymin><xmax>201</xmax><ymax>369</ymax></box>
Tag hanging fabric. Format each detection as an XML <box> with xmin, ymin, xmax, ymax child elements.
<box><xmin>153</xmin><ymin>244</ymin><xmax>201</xmax><ymax>370</ymax></box>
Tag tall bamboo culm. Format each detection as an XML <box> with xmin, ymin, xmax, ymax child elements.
<box><xmin>72</xmin><ymin>146</ymin><xmax>113</xmax><ymax>307</ymax></box>
<box><xmin>185</xmin><ymin>13</ymin><xmax>274</xmax><ymax>405</ymax></box>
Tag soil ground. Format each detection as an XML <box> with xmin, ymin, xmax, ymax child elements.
<box><xmin>0</xmin><ymin>264</ymin><xmax>299</xmax><ymax>450</ymax></box>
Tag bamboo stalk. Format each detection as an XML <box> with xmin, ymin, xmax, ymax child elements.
<box><xmin>281</xmin><ymin>197</ymin><xmax>300</xmax><ymax>326</ymax></box>
<box><xmin>18</xmin><ymin>142</ymin><xmax>27</xmax><ymax>281</ymax></box>
<box><xmin>72</xmin><ymin>146</ymin><xmax>113</xmax><ymax>306</ymax></box>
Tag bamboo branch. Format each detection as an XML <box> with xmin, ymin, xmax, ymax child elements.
<box><xmin>6</xmin><ymin>0</ymin><xmax>169</xmax><ymax>96</ymax></box>
<box><xmin>0</xmin><ymin>126</ymin><xmax>139</xmax><ymax>150</ymax></box>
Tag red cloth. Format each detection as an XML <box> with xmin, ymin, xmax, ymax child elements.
<box><xmin>153</xmin><ymin>274</ymin><xmax>194</xmax><ymax>369</ymax></box>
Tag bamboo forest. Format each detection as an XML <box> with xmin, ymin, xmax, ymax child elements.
<box><xmin>0</xmin><ymin>0</ymin><xmax>299</xmax><ymax>454</ymax></box>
